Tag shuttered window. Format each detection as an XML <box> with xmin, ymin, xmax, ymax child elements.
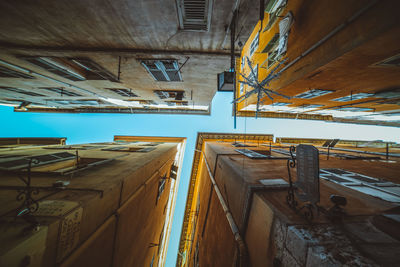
<box><xmin>0</xmin><ymin>65</ymin><xmax>35</xmax><ymax>79</ymax></box>
<box><xmin>142</xmin><ymin>60</ymin><xmax>182</xmax><ymax>82</ymax></box>
<box><xmin>22</xmin><ymin>56</ymin><xmax>119</xmax><ymax>82</ymax></box>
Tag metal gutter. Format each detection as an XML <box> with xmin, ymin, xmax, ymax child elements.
<box><xmin>200</xmin><ymin>149</ymin><xmax>249</xmax><ymax>267</ymax></box>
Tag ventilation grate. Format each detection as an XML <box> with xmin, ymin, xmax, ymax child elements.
<box><xmin>176</xmin><ymin>0</ymin><xmax>213</xmax><ymax>31</ymax></box>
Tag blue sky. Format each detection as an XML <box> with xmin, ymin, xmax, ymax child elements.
<box><xmin>1</xmin><ymin>92</ymin><xmax>400</xmax><ymax>266</ymax></box>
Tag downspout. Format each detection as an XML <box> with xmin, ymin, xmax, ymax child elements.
<box><xmin>198</xmin><ymin>149</ymin><xmax>249</xmax><ymax>266</ymax></box>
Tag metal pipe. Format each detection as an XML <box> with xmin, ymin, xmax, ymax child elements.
<box><xmin>200</xmin><ymin>150</ymin><xmax>248</xmax><ymax>266</ymax></box>
<box><xmin>0</xmin><ymin>58</ymin><xmax>97</xmax><ymax>96</ymax></box>
<box><xmin>277</xmin><ymin>0</ymin><xmax>378</xmax><ymax>76</ymax></box>
<box><xmin>0</xmin><ymin>42</ymin><xmax>237</xmax><ymax>57</ymax></box>
<box><xmin>220</xmin><ymin>0</ymin><xmax>242</xmax><ymax>49</ymax></box>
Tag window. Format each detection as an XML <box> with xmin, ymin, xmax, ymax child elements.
<box><xmin>101</xmin><ymin>146</ymin><xmax>156</xmax><ymax>152</ymax></box>
<box><xmin>320</xmin><ymin>169</ymin><xmax>400</xmax><ymax>203</ymax></box>
<box><xmin>142</xmin><ymin>60</ymin><xmax>182</xmax><ymax>82</ymax></box>
<box><xmin>334</xmin><ymin>107</ymin><xmax>374</xmax><ymax>112</ymax></box>
<box><xmin>40</xmin><ymin>87</ymin><xmax>81</xmax><ymax>97</ymax></box>
<box><xmin>267</xmin><ymin>49</ymin><xmax>279</xmax><ymax>69</ymax></box>
<box><xmin>264</xmin><ymin>0</ymin><xmax>288</xmax><ymax>31</ymax></box>
<box><xmin>157</xmin><ymin>176</ymin><xmax>167</xmax><ymax>202</ymax></box>
<box><xmin>332</xmin><ymin>93</ymin><xmax>375</xmax><ymax>102</ymax></box>
<box><xmin>52</xmin><ymin>100</ymin><xmax>100</xmax><ymax>106</ymax></box>
<box><xmin>301</xmin><ymin>104</ymin><xmax>324</xmax><ymax>109</ymax></box>
<box><xmin>241</xmin><ymin>56</ymin><xmax>245</xmax><ymax>70</ymax></box>
<box><xmin>0</xmin><ymin>86</ymin><xmax>44</xmax><ymax>97</ymax></box>
<box><xmin>106</xmin><ymin>88</ymin><xmax>138</xmax><ymax>97</ymax></box>
<box><xmin>0</xmin><ymin>152</ymin><xmax>76</xmax><ymax>171</ymax></box>
<box><xmin>235</xmin><ymin>148</ymin><xmax>268</xmax><ymax>159</ymax></box>
<box><xmin>170</xmin><ymin>164</ymin><xmax>178</xmax><ymax>179</ymax></box>
<box><xmin>272</xmin><ymin>102</ymin><xmax>291</xmax><ymax>106</ymax></box>
<box><xmin>22</xmin><ymin>56</ymin><xmax>119</xmax><ymax>82</ymax></box>
<box><xmin>232</xmin><ymin>142</ymin><xmax>255</xmax><ymax>147</ymax></box>
<box><xmin>0</xmin><ymin>65</ymin><xmax>35</xmax><ymax>79</ymax></box>
<box><xmin>166</xmin><ymin>101</ymin><xmax>188</xmax><ymax>106</ymax></box>
<box><xmin>154</xmin><ymin>90</ymin><xmax>184</xmax><ymax>100</ymax></box>
<box><xmin>239</xmin><ymin>82</ymin><xmax>244</xmax><ymax>95</ymax></box>
<box><xmin>139</xmin><ymin>100</ymin><xmax>157</xmax><ymax>105</ymax></box>
<box><xmin>249</xmin><ymin>32</ymin><xmax>259</xmax><ymax>57</ymax></box>
<box><xmin>262</xmin><ymin>33</ymin><xmax>280</xmax><ymax>53</ymax></box>
<box><xmin>295</xmin><ymin>89</ymin><xmax>334</xmax><ymax>99</ymax></box>
<box><xmin>251</xmin><ymin>64</ymin><xmax>258</xmax><ymax>82</ymax></box>
<box><xmin>70</xmin><ymin>58</ymin><xmax>119</xmax><ymax>82</ymax></box>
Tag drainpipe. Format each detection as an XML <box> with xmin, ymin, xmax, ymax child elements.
<box><xmin>198</xmin><ymin>149</ymin><xmax>249</xmax><ymax>266</ymax></box>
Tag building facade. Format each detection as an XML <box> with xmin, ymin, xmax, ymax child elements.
<box><xmin>0</xmin><ymin>0</ymin><xmax>259</xmax><ymax>114</ymax></box>
<box><xmin>236</xmin><ymin>0</ymin><xmax>400</xmax><ymax>126</ymax></box>
<box><xmin>0</xmin><ymin>136</ymin><xmax>185</xmax><ymax>267</ymax></box>
<box><xmin>178</xmin><ymin>133</ymin><xmax>400</xmax><ymax>266</ymax></box>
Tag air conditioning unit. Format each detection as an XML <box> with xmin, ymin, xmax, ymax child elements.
<box><xmin>217</xmin><ymin>71</ymin><xmax>234</xmax><ymax>92</ymax></box>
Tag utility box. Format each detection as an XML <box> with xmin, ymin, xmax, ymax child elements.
<box><xmin>217</xmin><ymin>71</ymin><xmax>234</xmax><ymax>92</ymax></box>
